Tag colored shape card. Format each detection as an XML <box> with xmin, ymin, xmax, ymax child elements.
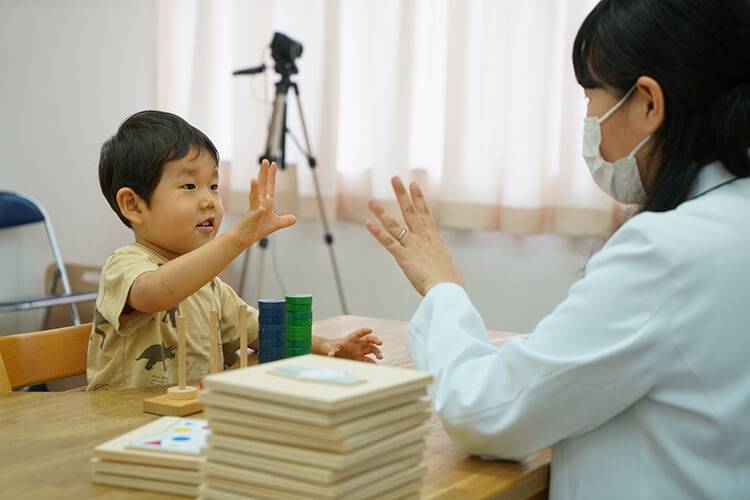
<box><xmin>269</xmin><ymin>366</ymin><xmax>365</xmax><ymax>385</ymax></box>
<box><xmin>129</xmin><ymin>418</ymin><xmax>209</xmax><ymax>455</ymax></box>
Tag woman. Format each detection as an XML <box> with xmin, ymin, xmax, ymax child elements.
<box><xmin>366</xmin><ymin>0</ymin><xmax>750</xmax><ymax>498</ymax></box>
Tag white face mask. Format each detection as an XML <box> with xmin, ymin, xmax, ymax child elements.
<box><xmin>583</xmin><ymin>85</ymin><xmax>651</xmax><ymax>204</ymax></box>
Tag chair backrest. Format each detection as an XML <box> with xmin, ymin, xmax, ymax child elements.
<box><xmin>0</xmin><ymin>190</ymin><xmax>81</xmax><ymax>324</ymax></box>
<box><xmin>0</xmin><ymin>191</ymin><xmax>45</xmax><ymax>228</ymax></box>
<box><xmin>0</xmin><ymin>322</ymin><xmax>92</xmax><ymax>390</ymax></box>
<box><xmin>0</xmin><ymin>353</ymin><xmax>11</xmax><ymax>392</ymax></box>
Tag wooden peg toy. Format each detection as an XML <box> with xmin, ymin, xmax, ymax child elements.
<box><xmin>143</xmin><ymin>314</ymin><xmax>203</xmax><ymax>416</ymax></box>
<box><xmin>239</xmin><ymin>307</ymin><xmax>248</xmax><ymax>369</ymax></box>
<box><xmin>209</xmin><ymin>310</ymin><xmax>219</xmax><ymax>374</ymax></box>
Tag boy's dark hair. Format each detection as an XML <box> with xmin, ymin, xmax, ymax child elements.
<box><xmin>573</xmin><ymin>0</ymin><xmax>750</xmax><ymax>213</ymax></box>
<box><xmin>99</xmin><ymin>110</ymin><xmax>219</xmax><ymax>227</ymax></box>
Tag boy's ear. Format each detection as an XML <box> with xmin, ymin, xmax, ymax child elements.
<box><xmin>116</xmin><ymin>187</ymin><xmax>146</xmax><ymax>225</ymax></box>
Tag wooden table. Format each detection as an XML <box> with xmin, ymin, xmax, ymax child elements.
<box><xmin>0</xmin><ymin>315</ymin><xmax>549</xmax><ymax>499</ymax></box>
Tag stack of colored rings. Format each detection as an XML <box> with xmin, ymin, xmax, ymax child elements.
<box><xmin>258</xmin><ymin>299</ymin><xmax>286</xmax><ymax>363</ymax></box>
<box><xmin>285</xmin><ymin>294</ymin><xmax>312</xmax><ymax>357</ymax></box>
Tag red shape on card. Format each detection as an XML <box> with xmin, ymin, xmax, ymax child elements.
<box><xmin>145</xmin><ymin>440</ymin><xmax>162</xmax><ymax>446</ymax></box>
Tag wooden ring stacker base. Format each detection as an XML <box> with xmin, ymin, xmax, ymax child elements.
<box><xmin>167</xmin><ymin>385</ymin><xmax>198</xmax><ymax>400</ymax></box>
<box><xmin>142</xmin><ymin>314</ymin><xmax>203</xmax><ymax>416</ymax></box>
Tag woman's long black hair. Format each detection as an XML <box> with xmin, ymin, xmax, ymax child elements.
<box><xmin>573</xmin><ymin>0</ymin><xmax>750</xmax><ymax>212</ymax></box>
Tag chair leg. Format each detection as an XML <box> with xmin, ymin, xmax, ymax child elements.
<box><xmin>40</xmin><ymin>268</ymin><xmax>81</xmax><ymax>327</ymax></box>
<box><xmin>43</xmin><ymin>214</ymin><xmax>81</xmax><ymax>325</ymax></box>
<box><xmin>40</xmin><ymin>268</ymin><xmax>60</xmax><ymax>330</ymax></box>
<box><xmin>67</xmin><ymin>303</ymin><xmax>81</xmax><ymax>325</ymax></box>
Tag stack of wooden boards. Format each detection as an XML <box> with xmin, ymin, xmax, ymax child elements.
<box><xmin>90</xmin><ymin>416</ymin><xmax>206</xmax><ymax>496</ymax></box>
<box><xmin>198</xmin><ymin>354</ymin><xmax>433</xmax><ymax>499</ymax></box>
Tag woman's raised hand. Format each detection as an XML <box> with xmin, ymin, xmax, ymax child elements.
<box><xmin>366</xmin><ymin>177</ymin><xmax>464</xmax><ymax>296</ymax></box>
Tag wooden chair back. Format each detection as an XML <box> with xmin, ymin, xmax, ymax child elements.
<box><xmin>43</xmin><ymin>262</ymin><xmax>99</xmax><ymax>330</ymax></box>
<box><xmin>0</xmin><ymin>352</ymin><xmax>11</xmax><ymax>392</ymax></box>
<box><xmin>0</xmin><ymin>322</ymin><xmax>92</xmax><ymax>390</ymax></box>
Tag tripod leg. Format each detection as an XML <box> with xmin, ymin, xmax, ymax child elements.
<box><xmin>291</xmin><ymin>85</ymin><xmax>349</xmax><ymax>314</ymax></box>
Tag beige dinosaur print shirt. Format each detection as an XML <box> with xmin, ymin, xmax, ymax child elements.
<box><xmin>86</xmin><ymin>242</ymin><xmax>258</xmax><ymax>390</ymax></box>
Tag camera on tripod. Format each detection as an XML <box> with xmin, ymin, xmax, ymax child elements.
<box><xmin>232</xmin><ymin>32</ymin><xmax>348</xmax><ymax>313</ymax></box>
<box><xmin>270</xmin><ymin>33</ymin><xmax>303</xmax><ymax>77</ymax></box>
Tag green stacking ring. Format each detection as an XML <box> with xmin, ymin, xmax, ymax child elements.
<box><xmin>286</xmin><ymin>333</ymin><xmax>312</xmax><ymax>342</ymax></box>
<box><xmin>285</xmin><ymin>303</ymin><xmax>312</xmax><ymax>312</ymax></box>
<box><xmin>287</xmin><ymin>318</ymin><xmax>313</xmax><ymax>328</ymax></box>
<box><xmin>285</xmin><ymin>294</ymin><xmax>312</xmax><ymax>305</ymax></box>
<box><xmin>286</xmin><ymin>332</ymin><xmax>311</xmax><ymax>342</ymax></box>
<box><xmin>286</xmin><ymin>339</ymin><xmax>312</xmax><ymax>347</ymax></box>
<box><xmin>286</xmin><ymin>325</ymin><xmax>311</xmax><ymax>334</ymax></box>
<box><xmin>286</xmin><ymin>349</ymin><xmax>312</xmax><ymax>356</ymax></box>
<box><xmin>286</xmin><ymin>310</ymin><xmax>313</xmax><ymax>320</ymax></box>
<box><xmin>285</xmin><ymin>351</ymin><xmax>311</xmax><ymax>358</ymax></box>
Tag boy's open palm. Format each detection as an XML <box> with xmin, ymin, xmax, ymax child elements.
<box><xmin>236</xmin><ymin>160</ymin><xmax>296</xmax><ymax>247</ymax></box>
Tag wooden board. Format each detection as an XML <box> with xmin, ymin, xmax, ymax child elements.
<box><xmin>90</xmin><ymin>470</ymin><xmax>195</xmax><ymax>498</ymax></box>
<box><xmin>201</xmin><ymin>459</ymin><xmax>426</xmax><ymax>499</ymax></box>
<box><xmin>198</xmin><ymin>480</ymin><xmax>421</xmax><ymax>500</ymax></box>
<box><xmin>201</xmin><ymin>354</ymin><xmax>432</xmax><ymax>413</ymax></box>
<box><xmin>93</xmin><ymin>416</ymin><xmax>202</xmax><ymax>470</ymax></box>
<box><xmin>206</xmin><ymin>423</ymin><xmax>430</xmax><ymax>470</ymax></box>
<box><xmin>202</xmin><ymin>440</ymin><xmax>425</xmax><ymax>485</ymax></box>
<box><xmin>199</xmin><ymin>387</ymin><xmax>427</xmax><ymax>426</ymax></box>
<box><xmin>143</xmin><ymin>393</ymin><xmax>203</xmax><ymax>417</ymax></box>
<box><xmin>208</xmin><ymin>412</ymin><xmax>428</xmax><ymax>453</ymax></box>
<box><xmin>90</xmin><ymin>457</ymin><xmax>199</xmax><ymax>484</ymax></box>
<box><xmin>203</xmin><ymin>397</ymin><xmax>430</xmax><ymax>440</ymax></box>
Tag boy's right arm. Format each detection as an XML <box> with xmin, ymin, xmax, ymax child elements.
<box><xmin>127</xmin><ymin>160</ymin><xmax>296</xmax><ymax>313</ymax></box>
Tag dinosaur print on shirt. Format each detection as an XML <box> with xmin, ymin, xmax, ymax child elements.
<box><xmin>92</xmin><ymin>307</ymin><xmax>110</xmax><ymax>349</ymax></box>
<box><xmin>162</xmin><ymin>304</ymin><xmax>180</xmax><ymax>328</ymax></box>
<box><xmin>135</xmin><ymin>342</ymin><xmax>176</xmax><ymax>371</ymax></box>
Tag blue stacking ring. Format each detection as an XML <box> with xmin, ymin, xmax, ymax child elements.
<box><xmin>259</xmin><ymin>324</ymin><xmax>286</xmax><ymax>333</ymax></box>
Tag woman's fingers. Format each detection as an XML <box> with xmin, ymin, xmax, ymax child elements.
<box><xmin>409</xmin><ymin>182</ymin><xmax>437</xmax><ymax>232</ymax></box>
<box><xmin>368</xmin><ymin>199</ymin><xmax>410</xmax><ymax>243</ymax></box>
<box><xmin>365</xmin><ymin>219</ymin><xmax>402</xmax><ymax>255</ymax></box>
<box><xmin>391</xmin><ymin>177</ymin><xmax>422</xmax><ymax>233</ymax></box>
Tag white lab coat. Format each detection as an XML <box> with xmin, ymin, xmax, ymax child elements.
<box><xmin>407</xmin><ymin>160</ymin><xmax>750</xmax><ymax>499</ymax></box>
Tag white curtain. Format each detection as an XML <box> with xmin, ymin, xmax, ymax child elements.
<box><xmin>156</xmin><ymin>0</ymin><xmax>618</xmax><ymax>237</ymax></box>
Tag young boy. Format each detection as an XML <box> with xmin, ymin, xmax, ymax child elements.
<box><xmin>87</xmin><ymin>110</ymin><xmax>382</xmax><ymax>390</ymax></box>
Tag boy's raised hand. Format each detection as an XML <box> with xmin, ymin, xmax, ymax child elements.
<box><xmin>235</xmin><ymin>159</ymin><xmax>296</xmax><ymax>247</ymax></box>
<box><xmin>321</xmin><ymin>328</ymin><xmax>383</xmax><ymax>363</ymax></box>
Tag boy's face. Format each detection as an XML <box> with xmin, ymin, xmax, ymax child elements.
<box><xmin>136</xmin><ymin>148</ymin><xmax>223</xmax><ymax>260</ymax></box>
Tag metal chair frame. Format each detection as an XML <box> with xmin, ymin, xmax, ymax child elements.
<box><xmin>0</xmin><ymin>190</ymin><xmax>96</xmax><ymax>324</ymax></box>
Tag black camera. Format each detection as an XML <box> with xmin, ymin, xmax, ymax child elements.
<box><xmin>271</xmin><ymin>32</ymin><xmax>303</xmax><ymax>76</ymax></box>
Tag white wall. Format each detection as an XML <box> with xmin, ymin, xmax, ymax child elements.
<box><xmin>0</xmin><ymin>0</ymin><xmax>154</xmax><ymax>334</ymax></box>
<box><xmin>0</xmin><ymin>0</ymin><xmax>598</xmax><ymax>337</ymax></box>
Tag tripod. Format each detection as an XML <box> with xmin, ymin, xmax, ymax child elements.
<box><xmin>237</xmin><ymin>72</ymin><xmax>349</xmax><ymax>314</ymax></box>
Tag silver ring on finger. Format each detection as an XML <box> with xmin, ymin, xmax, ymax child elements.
<box><xmin>397</xmin><ymin>227</ymin><xmax>408</xmax><ymax>241</ymax></box>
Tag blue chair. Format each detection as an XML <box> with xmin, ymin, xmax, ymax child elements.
<box><xmin>0</xmin><ymin>190</ymin><xmax>96</xmax><ymax>325</ymax></box>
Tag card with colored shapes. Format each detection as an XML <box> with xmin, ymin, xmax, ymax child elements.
<box><xmin>129</xmin><ymin>418</ymin><xmax>209</xmax><ymax>455</ymax></box>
